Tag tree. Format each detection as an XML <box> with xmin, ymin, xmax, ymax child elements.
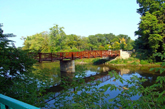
<box><xmin>125</xmin><ymin>40</ymin><xmax>134</xmax><ymax>50</ymax></box>
<box><xmin>23</xmin><ymin>31</ymin><xmax>50</xmax><ymax>52</ymax></box>
<box><xmin>79</xmin><ymin>36</ymin><xmax>89</xmax><ymax>50</ymax></box>
<box><xmin>22</xmin><ymin>24</ymin><xmax>134</xmax><ymax>52</ymax></box>
<box><xmin>105</xmin><ymin>44</ymin><xmax>111</xmax><ymax>50</ymax></box>
<box><xmin>49</xmin><ymin>24</ymin><xmax>66</xmax><ymax>52</ymax></box>
<box><xmin>104</xmin><ymin>33</ymin><xmax>116</xmax><ymax>44</ymax></box>
<box><xmin>0</xmin><ymin>24</ymin><xmax>36</xmax><ymax>79</ymax></box>
<box><xmin>135</xmin><ymin>0</ymin><xmax>165</xmax><ymax>60</ymax></box>
<box><xmin>88</xmin><ymin>35</ymin><xmax>99</xmax><ymax>50</ymax></box>
<box><xmin>0</xmin><ymin>24</ymin><xmax>51</xmax><ymax>107</ymax></box>
<box><xmin>119</xmin><ymin>38</ymin><xmax>127</xmax><ymax>50</ymax></box>
<box><xmin>23</xmin><ymin>25</ymin><xmax>66</xmax><ymax>53</ymax></box>
<box><xmin>112</xmin><ymin>41</ymin><xmax>120</xmax><ymax>50</ymax></box>
<box><xmin>98</xmin><ymin>45</ymin><xmax>105</xmax><ymax>50</ymax></box>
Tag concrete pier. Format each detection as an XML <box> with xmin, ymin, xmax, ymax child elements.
<box><xmin>60</xmin><ymin>60</ymin><xmax>75</xmax><ymax>73</ymax></box>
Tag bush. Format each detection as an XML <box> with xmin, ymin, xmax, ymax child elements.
<box><xmin>140</xmin><ymin>60</ymin><xmax>149</xmax><ymax>65</ymax></box>
<box><xmin>130</xmin><ymin>61</ymin><xmax>139</xmax><ymax>65</ymax></box>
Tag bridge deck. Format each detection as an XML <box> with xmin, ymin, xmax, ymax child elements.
<box><xmin>33</xmin><ymin>50</ymin><xmax>120</xmax><ymax>62</ymax></box>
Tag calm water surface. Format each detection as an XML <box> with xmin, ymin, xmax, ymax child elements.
<box><xmin>33</xmin><ymin>61</ymin><xmax>161</xmax><ymax>108</ymax></box>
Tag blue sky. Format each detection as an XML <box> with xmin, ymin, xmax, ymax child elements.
<box><xmin>0</xmin><ymin>0</ymin><xmax>141</xmax><ymax>47</ymax></box>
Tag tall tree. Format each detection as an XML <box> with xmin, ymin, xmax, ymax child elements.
<box><xmin>23</xmin><ymin>31</ymin><xmax>50</xmax><ymax>52</ymax></box>
<box><xmin>49</xmin><ymin>25</ymin><xmax>66</xmax><ymax>52</ymax></box>
<box><xmin>0</xmin><ymin>24</ymin><xmax>35</xmax><ymax>79</ymax></box>
<box><xmin>22</xmin><ymin>24</ymin><xmax>134</xmax><ymax>52</ymax></box>
<box><xmin>119</xmin><ymin>38</ymin><xmax>127</xmax><ymax>50</ymax></box>
<box><xmin>135</xmin><ymin>0</ymin><xmax>165</xmax><ymax>60</ymax></box>
<box><xmin>80</xmin><ymin>37</ymin><xmax>90</xmax><ymax>50</ymax></box>
<box><xmin>104</xmin><ymin>33</ymin><xmax>116</xmax><ymax>43</ymax></box>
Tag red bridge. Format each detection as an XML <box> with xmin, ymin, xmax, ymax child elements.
<box><xmin>34</xmin><ymin>50</ymin><xmax>120</xmax><ymax>63</ymax></box>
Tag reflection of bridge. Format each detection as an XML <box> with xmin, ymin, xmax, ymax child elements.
<box><xmin>45</xmin><ymin>72</ymin><xmax>114</xmax><ymax>93</ymax></box>
<box><xmin>44</xmin><ymin>71</ymin><xmax>118</xmax><ymax>103</ymax></box>
<box><xmin>34</xmin><ymin>50</ymin><xmax>120</xmax><ymax>63</ymax></box>
<box><xmin>94</xmin><ymin>74</ymin><xmax>112</xmax><ymax>83</ymax></box>
<box><xmin>84</xmin><ymin>72</ymin><xmax>113</xmax><ymax>83</ymax></box>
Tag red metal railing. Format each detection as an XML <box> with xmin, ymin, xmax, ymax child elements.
<box><xmin>33</xmin><ymin>50</ymin><xmax>120</xmax><ymax>63</ymax></box>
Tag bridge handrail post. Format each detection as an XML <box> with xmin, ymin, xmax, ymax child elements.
<box><xmin>72</xmin><ymin>52</ymin><xmax>74</xmax><ymax>60</ymax></box>
<box><xmin>94</xmin><ymin>51</ymin><xmax>96</xmax><ymax>58</ymax></box>
<box><xmin>51</xmin><ymin>53</ymin><xmax>53</xmax><ymax>62</ymax></box>
<box><xmin>101</xmin><ymin>51</ymin><xmax>102</xmax><ymax>57</ymax></box>
<box><xmin>82</xmin><ymin>51</ymin><xmax>84</xmax><ymax>58</ymax></box>
<box><xmin>110</xmin><ymin>50</ymin><xmax>112</xmax><ymax>56</ymax></box>
<box><xmin>80</xmin><ymin>52</ymin><xmax>82</xmax><ymax>59</ymax></box>
<box><xmin>116</xmin><ymin>50</ymin><xmax>118</xmax><ymax>56</ymax></box>
<box><xmin>39</xmin><ymin>53</ymin><xmax>42</xmax><ymax>63</ymax></box>
<box><xmin>60</xmin><ymin>53</ymin><xmax>63</xmax><ymax>61</ymax></box>
<box><xmin>106</xmin><ymin>50</ymin><xmax>108</xmax><ymax>57</ymax></box>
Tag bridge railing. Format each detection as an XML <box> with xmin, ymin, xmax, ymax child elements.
<box><xmin>34</xmin><ymin>50</ymin><xmax>120</xmax><ymax>62</ymax></box>
<box><xmin>0</xmin><ymin>94</ymin><xmax>40</xmax><ymax>109</ymax></box>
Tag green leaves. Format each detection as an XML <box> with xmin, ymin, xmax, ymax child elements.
<box><xmin>135</xmin><ymin>0</ymin><xmax>165</xmax><ymax>60</ymax></box>
<box><xmin>22</xmin><ymin>24</ymin><xmax>134</xmax><ymax>52</ymax></box>
<box><xmin>0</xmin><ymin>25</ymin><xmax>50</xmax><ymax>107</ymax></box>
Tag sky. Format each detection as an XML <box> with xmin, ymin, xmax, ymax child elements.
<box><xmin>0</xmin><ymin>0</ymin><xmax>141</xmax><ymax>47</ymax></box>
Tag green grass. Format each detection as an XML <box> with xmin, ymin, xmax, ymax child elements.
<box><xmin>140</xmin><ymin>60</ymin><xmax>149</xmax><ymax>65</ymax></box>
<box><xmin>75</xmin><ymin>58</ymin><xmax>101</xmax><ymax>63</ymax></box>
<box><xmin>130</xmin><ymin>61</ymin><xmax>139</xmax><ymax>65</ymax></box>
<box><xmin>108</xmin><ymin>57</ymin><xmax>139</xmax><ymax>65</ymax></box>
<box><xmin>108</xmin><ymin>57</ymin><xmax>161</xmax><ymax>66</ymax></box>
<box><xmin>75</xmin><ymin>57</ymin><xmax>162</xmax><ymax>66</ymax></box>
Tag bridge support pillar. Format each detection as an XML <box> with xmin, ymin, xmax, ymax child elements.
<box><xmin>60</xmin><ymin>60</ymin><xmax>75</xmax><ymax>73</ymax></box>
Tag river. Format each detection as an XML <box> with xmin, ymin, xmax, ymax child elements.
<box><xmin>33</xmin><ymin>61</ymin><xmax>162</xmax><ymax>108</ymax></box>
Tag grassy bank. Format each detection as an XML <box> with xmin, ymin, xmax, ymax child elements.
<box><xmin>75</xmin><ymin>58</ymin><xmax>101</xmax><ymax>64</ymax></box>
<box><xmin>106</xmin><ymin>57</ymin><xmax>161</xmax><ymax>66</ymax></box>
<box><xmin>75</xmin><ymin>57</ymin><xmax>162</xmax><ymax>66</ymax></box>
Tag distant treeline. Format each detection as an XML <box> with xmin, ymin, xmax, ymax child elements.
<box><xmin>22</xmin><ymin>25</ymin><xmax>134</xmax><ymax>53</ymax></box>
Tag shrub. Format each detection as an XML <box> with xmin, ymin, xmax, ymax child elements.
<box><xmin>140</xmin><ymin>60</ymin><xmax>149</xmax><ymax>65</ymax></box>
<box><xmin>130</xmin><ymin>61</ymin><xmax>139</xmax><ymax>65</ymax></box>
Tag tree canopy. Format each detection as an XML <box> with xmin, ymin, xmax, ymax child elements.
<box><xmin>135</xmin><ymin>0</ymin><xmax>165</xmax><ymax>61</ymax></box>
<box><xmin>0</xmin><ymin>24</ymin><xmax>36</xmax><ymax>79</ymax></box>
<box><xmin>22</xmin><ymin>25</ymin><xmax>134</xmax><ymax>52</ymax></box>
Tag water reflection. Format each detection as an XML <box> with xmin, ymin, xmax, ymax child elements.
<box><xmin>33</xmin><ymin>62</ymin><xmax>162</xmax><ymax>108</ymax></box>
<box><xmin>120</xmin><ymin>69</ymin><xmax>130</xmax><ymax>75</ymax></box>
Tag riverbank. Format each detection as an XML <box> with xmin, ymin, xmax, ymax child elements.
<box><xmin>106</xmin><ymin>57</ymin><xmax>161</xmax><ymax>66</ymax></box>
<box><xmin>75</xmin><ymin>58</ymin><xmax>100</xmax><ymax>65</ymax></box>
<box><xmin>75</xmin><ymin>57</ymin><xmax>162</xmax><ymax>66</ymax></box>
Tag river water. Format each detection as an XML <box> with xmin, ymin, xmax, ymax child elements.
<box><xmin>33</xmin><ymin>61</ymin><xmax>162</xmax><ymax>108</ymax></box>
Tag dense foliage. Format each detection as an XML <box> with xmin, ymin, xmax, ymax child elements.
<box><xmin>0</xmin><ymin>24</ymin><xmax>36</xmax><ymax>79</ymax></box>
<box><xmin>22</xmin><ymin>25</ymin><xmax>134</xmax><ymax>52</ymax></box>
<box><xmin>0</xmin><ymin>24</ymin><xmax>49</xmax><ymax>107</ymax></box>
<box><xmin>135</xmin><ymin>0</ymin><xmax>165</xmax><ymax>61</ymax></box>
